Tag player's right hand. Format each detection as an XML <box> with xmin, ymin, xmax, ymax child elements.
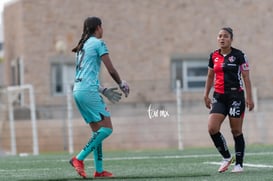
<box><xmin>204</xmin><ymin>96</ymin><xmax>211</xmax><ymax>109</ymax></box>
<box><xmin>103</xmin><ymin>87</ymin><xmax>122</xmax><ymax>104</ymax></box>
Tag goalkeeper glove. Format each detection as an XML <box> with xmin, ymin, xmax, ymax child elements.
<box><xmin>99</xmin><ymin>87</ymin><xmax>122</xmax><ymax>104</ymax></box>
<box><xmin>119</xmin><ymin>80</ymin><xmax>130</xmax><ymax>97</ymax></box>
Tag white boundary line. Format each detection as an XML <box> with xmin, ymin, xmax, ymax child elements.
<box><xmin>100</xmin><ymin>151</ymin><xmax>273</xmax><ymax>161</ymax></box>
<box><xmin>204</xmin><ymin>161</ymin><xmax>273</xmax><ymax>168</ymax></box>
<box><xmin>7</xmin><ymin>151</ymin><xmax>272</xmax><ymax>163</ymax></box>
<box><xmin>1</xmin><ymin>151</ymin><xmax>273</xmax><ymax>172</ymax></box>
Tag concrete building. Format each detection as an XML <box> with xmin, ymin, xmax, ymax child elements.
<box><xmin>1</xmin><ymin>0</ymin><xmax>273</xmax><ymax>153</ymax></box>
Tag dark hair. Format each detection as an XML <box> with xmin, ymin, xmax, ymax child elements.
<box><xmin>221</xmin><ymin>27</ymin><xmax>233</xmax><ymax>39</ymax></box>
<box><xmin>72</xmin><ymin>16</ymin><xmax>102</xmax><ymax>53</ymax></box>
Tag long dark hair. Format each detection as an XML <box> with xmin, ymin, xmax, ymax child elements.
<box><xmin>72</xmin><ymin>17</ymin><xmax>102</xmax><ymax>53</ymax></box>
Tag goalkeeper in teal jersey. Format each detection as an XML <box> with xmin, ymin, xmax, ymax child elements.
<box><xmin>69</xmin><ymin>16</ymin><xmax>129</xmax><ymax>179</ymax></box>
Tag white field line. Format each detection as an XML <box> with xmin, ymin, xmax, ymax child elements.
<box><xmin>204</xmin><ymin>161</ymin><xmax>273</xmax><ymax>168</ymax></box>
<box><xmin>1</xmin><ymin>151</ymin><xmax>273</xmax><ymax>172</ymax></box>
<box><xmin>102</xmin><ymin>151</ymin><xmax>273</xmax><ymax>161</ymax></box>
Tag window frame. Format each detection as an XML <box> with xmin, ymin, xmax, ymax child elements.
<box><xmin>50</xmin><ymin>55</ymin><xmax>75</xmax><ymax>96</ymax></box>
<box><xmin>171</xmin><ymin>55</ymin><xmax>208</xmax><ymax>91</ymax></box>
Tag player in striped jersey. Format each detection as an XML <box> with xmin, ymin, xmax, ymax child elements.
<box><xmin>204</xmin><ymin>27</ymin><xmax>254</xmax><ymax>173</ymax></box>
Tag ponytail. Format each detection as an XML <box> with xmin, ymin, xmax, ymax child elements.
<box><xmin>72</xmin><ymin>17</ymin><xmax>102</xmax><ymax>53</ymax></box>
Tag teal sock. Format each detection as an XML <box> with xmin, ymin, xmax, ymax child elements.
<box><xmin>93</xmin><ymin>143</ymin><xmax>103</xmax><ymax>173</ymax></box>
<box><xmin>76</xmin><ymin>127</ymin><xmax>112</xmax><ymax>161</ymax></box>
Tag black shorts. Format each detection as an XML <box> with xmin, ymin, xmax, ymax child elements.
<box><xmin>210</xmin><ymin>91</ymin><xmax>245</xmax><ymax>118</ymax></box>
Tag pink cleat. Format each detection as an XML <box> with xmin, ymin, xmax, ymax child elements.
<box><xmin>218</xmin><ymin>157</ymin><xmax>234</xmax><ymax>173</ymax></box>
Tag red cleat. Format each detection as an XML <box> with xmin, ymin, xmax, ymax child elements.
<box><xmin>93</xmin><ymin>170</ymin><xmax>114</xmax><ymax>178</ymax></box>
<box><xmin>69</xmin><ymin>157</ymin><xmax>87</xmax><ymax>178</ymax></box>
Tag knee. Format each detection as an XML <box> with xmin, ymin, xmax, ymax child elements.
<box><xmin>101</xmin><ymin>127</ymin><xmax>113</xmax><ymax>136</ymax></box>
<box><xmin>208</xmin><ymin>126</ymin><xmax>219</xmax><ymax>135</ymax></box>
<box><xmin>231</xmin><ymin>129</ymin><xmax>242</xmax><ymax>137</ymax></box>
<box><xmin>207</xmin><ymin>115</ymin><xmax>223</xmax><ymax>135</ymax></box>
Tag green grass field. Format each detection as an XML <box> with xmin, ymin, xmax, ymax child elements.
<box><xmin>0</xmin><ymin>144</ymin><xmax>273</xmax><ymax>181</ymax></box>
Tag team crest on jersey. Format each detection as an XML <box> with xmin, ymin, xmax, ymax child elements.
<box><xmin>228</xmin><ymin>56</ymin><xmax>236</xmax><ymax>62</ymax></box>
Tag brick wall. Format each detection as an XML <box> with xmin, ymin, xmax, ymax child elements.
<box><xmin>3</xmin><ymin>0</ymin><xmax>273</xmax><ymax>106</ymax></box>
<box><xmin>2</xmin><ymin>0</ymin><xmax>273</xmax><ymax>152</ymax></box>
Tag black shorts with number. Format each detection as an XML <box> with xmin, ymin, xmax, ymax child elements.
<box><xmin>210</xmin><ymin>91</ymin><xmax>245</xmax><ymax>118</ymax></box>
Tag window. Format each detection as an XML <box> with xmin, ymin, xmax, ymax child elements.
<box><xmin>51</xmin><ymin>63</ymin><xmax>75</xmax><ymax>95</ymax></box>
<box><xmin>52</xmin><ymin>64</ymin><xmax>63</xmax><ymax>93</ymax></box>
<box><xmin>10</xmin><ymin>57</ymin><xmax>24</xmax><ymax>86</ymax></box>
<box><xmin>171</xmin><ymin>56</ymin><xmax>208</xmax><ymax>91</ymax></box>
<box><xmin>51</xmin><ymin>57</ymin><xmax>75</xmax><ymax>95</ymax></box>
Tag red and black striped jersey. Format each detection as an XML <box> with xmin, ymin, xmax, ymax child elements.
<box><xmin>208</xmin><ymin>47</ymin><xmax>249</xmax><ymax>94</ymax></box>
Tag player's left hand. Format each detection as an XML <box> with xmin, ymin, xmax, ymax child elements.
<box><xmin>119</xmin><ymin>80</ymin><xmax>130</xmax><ymax>97</ymax></box>
<box><xmin>246</xmin><ymin>98</ymin><xmax>254</xmax><ymax>111</ymax></box>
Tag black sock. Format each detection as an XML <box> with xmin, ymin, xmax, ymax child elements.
<box><xmin>210</xmin><ymin>132</ymin><xmax>231</xmax><ymax>159</ymax></box>
<box><xmin>234</xmin><ymin>134</ymin><xmax>245</xmax><ymax>167</ymax></box>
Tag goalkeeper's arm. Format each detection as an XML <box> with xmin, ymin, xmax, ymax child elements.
<box><xmin>101</xmin><ymin>54</ymin><xmax>130</xmax><ymax>97</ymax></box>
